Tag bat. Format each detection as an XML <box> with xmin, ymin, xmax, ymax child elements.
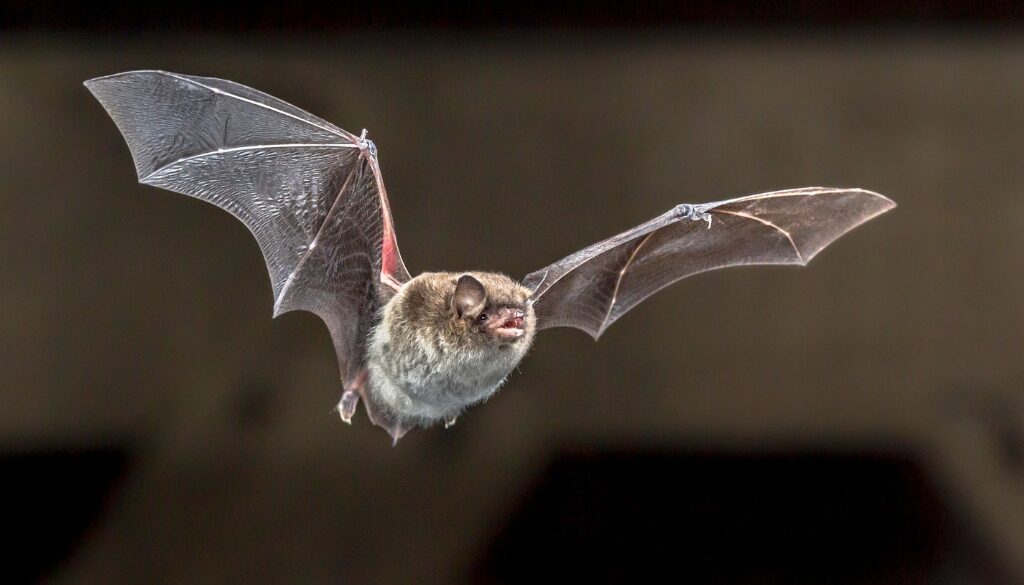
<box><xmin>85</xmin><ymin>70</ymin><xmax>895</xmax><ymax>443</ymax></box>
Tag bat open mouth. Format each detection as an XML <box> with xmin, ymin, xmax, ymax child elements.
<box><xmin>503</xmin><ymin>316</ymin><xmax>525</xmax><ymax>329</ymax></box>
<box><xmin>494</xmin><ymin>310</ymin><xmax>526</xmax><ymax>339</ymax></box>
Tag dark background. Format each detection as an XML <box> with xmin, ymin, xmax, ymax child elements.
<box><xmin>3</xmin><ymin>3</ymin><xmax>1024</xmax><ymax>584</ymax></box>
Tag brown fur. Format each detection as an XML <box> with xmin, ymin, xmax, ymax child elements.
<box><xmin>364</xmin><ymin>272</ymin><xmax>537</xmax><ymax>432</ymax></box>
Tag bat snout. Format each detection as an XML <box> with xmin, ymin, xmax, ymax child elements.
<box><xmin>489</xmin><ymin>307</ymin><xmax>527</xmax><ymax>339</ymax></box>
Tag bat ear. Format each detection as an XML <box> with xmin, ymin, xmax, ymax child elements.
<box><xmin>452</xmin><ymin>274</ymin><xmax>487</xmax><ymax>319</ymax></box>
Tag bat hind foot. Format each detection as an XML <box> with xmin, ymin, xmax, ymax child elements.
<box><xmin>337</xmin><ymin>390</ymin><xmax>360</xmax><ymax>424</ymax></box>
<box><xmin>337</xmin><ymin>370</ymin><xmax>369</xmax><ymax>424</ymax></box>
<box><xmin>444</xmin><ymin>414</ymin><xmax>458</xmax><ymax>428</ymax></box>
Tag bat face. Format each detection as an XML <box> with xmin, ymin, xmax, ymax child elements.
<box><xmin>451</xmin><ymin>274</ymin><xmax>531</xmax><ymax>343</ymax></box>
<box><xmin>86</xmin><ymin>70</ymin><xmax>894</xmax><ymax>443</ymax></box>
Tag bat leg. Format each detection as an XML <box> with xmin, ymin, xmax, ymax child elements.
<box><xmin>336</xmin><ymin>370</ymin><xmax>410</xmax><ymax>443</ymax></box>
<box><xmin>361</xmin><ymin>398</ymin><xmax>410</xmax><ymax>446</ymax></box>
<box><xmin>344</xmin><ymin>375</ymin><xmax>411</xmax><ymax>444</ymax></box>
<box><xmin>444</xmin><ymin>414</ymin><xmax>458</xmax><ymax>429</ymax></box>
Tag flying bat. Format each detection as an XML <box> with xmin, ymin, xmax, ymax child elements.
<box><xmin>85</xmin><ymin>70</ymin><xmax>895</xmax><ymax>442</ymax></box>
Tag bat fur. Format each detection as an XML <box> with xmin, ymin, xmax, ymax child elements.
<box><xmin>365</xmin><ymin>272</ymin><xmax>535</xmax><ymax>439</ymax></box>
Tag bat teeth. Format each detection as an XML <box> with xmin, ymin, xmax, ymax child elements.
<box><xmin>502</xmin><ymin>316</ymin><xmax>525</xmax><ymax>329</ymax></box>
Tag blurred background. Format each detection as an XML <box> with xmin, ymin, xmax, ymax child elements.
<box><xmin>3</xmin><ymin>2</ymin><xmax>1024</xmax><ymax>584</ymax></box>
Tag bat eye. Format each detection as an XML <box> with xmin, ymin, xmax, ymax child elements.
<box><xmin>479</xmin><ymin>313</ymin><xmax>488</xmax><ymax>322</ymax></box>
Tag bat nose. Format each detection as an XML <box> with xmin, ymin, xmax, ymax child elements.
<box><xmin>510</xmin><ymin>309</ymin><xmax>525</xmax><ymax>319</ymax></box>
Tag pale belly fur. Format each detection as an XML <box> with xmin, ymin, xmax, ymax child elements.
<box><xmin>365</xmin><ymin>319</ymin><xmax>530</xmax><ymax>424</ymax></box>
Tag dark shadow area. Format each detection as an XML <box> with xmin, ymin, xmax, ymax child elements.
<box><xmin>475</xmin><ymin>449</ymin><xmax>1004</xmax><ymax>585</ymax></box>
<box><xmin>1</xmin><ymin>448</ymin><xmax>132</xmax><ymax>585</ymax></box>
<box><xmin>5</xmin><ymin>1</ymin><xmax>1024</xmax><ymax>32</ymax></box>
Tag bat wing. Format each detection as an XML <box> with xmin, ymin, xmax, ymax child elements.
<box><xmin>523</xmin><ymin>187</ymin><xmax>894</xmax><ymax>339</ymax></box>
<box><xmin>85</xmin><ymin>70</ymin><xmax>410</xmax><ymax>384</ymax></box>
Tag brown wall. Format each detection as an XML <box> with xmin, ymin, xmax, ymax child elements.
<box><xmin>2</xmin><ymin>32</ymin><xmax>1023</xmax><ymax>584</ymax></box>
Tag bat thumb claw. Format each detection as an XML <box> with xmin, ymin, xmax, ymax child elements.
<box><xmin>675</xmin><ymin>203</ymin><xmax>712</xmax><ymax>228</ymax></box>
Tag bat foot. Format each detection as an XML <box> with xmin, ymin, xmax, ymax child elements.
<box><xmin>337</xmin><ymin>390</ymin><xmax>360</xmax><ymax>424</ymax></box>
<box><xmin>337</xmin><ymin>370</ymin><xmax>369</xmax><ymax>424</ymax></box>
<box><xmin>444</xmin><ymin>414</ymin><xmax>458</xmax><ymax>429</ymax></box>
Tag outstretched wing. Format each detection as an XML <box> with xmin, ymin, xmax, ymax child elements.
<box><xmin>85</xmin><ymin>70</ymin><xmax>410</xmax><ymax>383</ymax></box>
<box><xmin>523</xmin><ymin>187</ymin><xmax>894</xmax><ymax>339</ymax></box>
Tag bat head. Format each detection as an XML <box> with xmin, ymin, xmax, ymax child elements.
<box><xmin>450</xmin><ymin>274</ymin><xmax>533</xmax><ymax>343</ymax></box>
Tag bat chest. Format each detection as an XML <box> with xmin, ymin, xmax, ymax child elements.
<box><xmin>365</xmin><ymin>324</ymin><xmax>526</xmax><ymax>424</ymax></box>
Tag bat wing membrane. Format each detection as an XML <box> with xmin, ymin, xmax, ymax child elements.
<box><xmin>85</xmin><ymin>70</ymin><xmax>410</xmax><ymax>383</ymax></box>
<box><xmin>523</xmin><ymin>187</ymin><xmax>894</xmax><ymax>339</ymax></box>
